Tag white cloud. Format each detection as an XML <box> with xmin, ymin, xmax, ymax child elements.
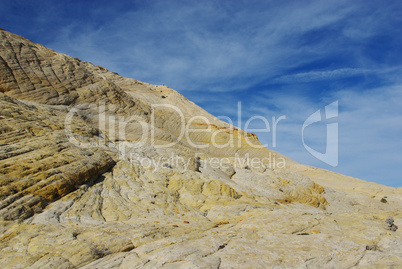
<box><xmin>274</xmin><ymin>68</ymin><xmax>371</xmax><ymax>83</ymax></box>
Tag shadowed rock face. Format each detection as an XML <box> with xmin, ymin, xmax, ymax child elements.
<box><xmin>0</xmin><ymin>29</ymin><xmax>401</xmax><ymax>268</ymax></box>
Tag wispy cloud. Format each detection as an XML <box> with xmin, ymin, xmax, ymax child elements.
<box><xmin>41</xmin><ymin>0</ymin><xmax>401</xmax><ymax>94</ymax></box>
<box><xmin>274</xmin><ymin>68</ymin><xmax>371</xmax><ymax>83</ymax></box>
<box><xmin>43</xmin><ymin>0</ymin><xmax>364</xmax><ymax>91</ymax></box>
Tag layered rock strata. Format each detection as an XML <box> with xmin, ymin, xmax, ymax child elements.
<box><xmin>0</xmin><ymin>29</ymin><xmax>400</xmax><ymax>268</ymax></box>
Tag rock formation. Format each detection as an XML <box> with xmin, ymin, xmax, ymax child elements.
<box><xmin>0</xmin><ymin>29</ymin><xmax>401</xmax><ymax>268</ymax></box>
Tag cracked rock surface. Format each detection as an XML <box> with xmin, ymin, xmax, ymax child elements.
<box><xmin>0</xmin><ymin>29</ymin><xmax>401</xmax><ymax>268</ymax></box>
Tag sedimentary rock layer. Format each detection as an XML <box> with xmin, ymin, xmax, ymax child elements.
<box><xmin>0</xmin><ymin>29</ymin><xmax>400</xmax><ymax>268</ymax></box>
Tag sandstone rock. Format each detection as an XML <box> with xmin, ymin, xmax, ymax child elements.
<box><xmin>0</xmin><ymin>28</ymin><xmax>401</xmax><ymax>268</ymax></box>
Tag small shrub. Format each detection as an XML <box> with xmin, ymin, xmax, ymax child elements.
<box><xmin>195</xmin><ymin>157</ymin><xmax>201</xmax><ymax>172</ymax></box>
<box><xmin>381</xmin><ymin>198</ymin><xmax>388</xmax><ymax>203</ymax></box>
<box><xmin>386</xmin><ymin>217</ymin><xmax>398</xmax><ymax>231</ymax></box>
<box><xmin>72</xmin><ymin>229</ymin><xmax>80</xmax><ymax>239</ymax></box>
<box><xmin>90</xmin><ymin>246</ymin><xmax>110</xmax><ymax>259</ymax></box>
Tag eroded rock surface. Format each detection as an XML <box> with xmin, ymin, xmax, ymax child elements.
<box><xmin>0</xmin><ymin>29</ymin><xmax>401</xmax><ymax>268</ymax></box>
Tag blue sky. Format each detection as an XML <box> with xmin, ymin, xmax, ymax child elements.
<box><xmin>1</xmin><ymin>0</ymin><xmax>401</xmax><ymax>187</ymax></box>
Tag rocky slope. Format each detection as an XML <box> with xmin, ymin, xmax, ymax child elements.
<box><xmin>0</xmin><ymin>29</ymin><xmax>401</xmax><ymax>268</ymax></box>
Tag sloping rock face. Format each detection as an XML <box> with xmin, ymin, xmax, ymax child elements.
<box><xmin>0</xmin><ymin>29</ymin><xmax>401</xmax><ymax>268</ymax></box>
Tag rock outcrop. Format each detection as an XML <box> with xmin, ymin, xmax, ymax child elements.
<box><xmin>0</xmin><ymin>29</ymin><xmax>401</xmax><ymax>268</ymax></box>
